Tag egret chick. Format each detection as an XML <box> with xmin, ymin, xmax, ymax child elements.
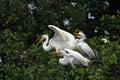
<box><xmin>59</xmin><ymin>48</ymin><xmax>91</xmax><ymax>68</ymax></box>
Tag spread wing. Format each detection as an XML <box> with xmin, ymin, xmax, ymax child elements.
<box><xmin>48</xmin><ymin>25</ymin><xmax>75</xmax><ymax>43</ymax></box>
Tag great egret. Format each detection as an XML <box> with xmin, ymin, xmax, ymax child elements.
<box><xmin>74</xmin><ymin>31</ymin><xmax>95</xmax><ymax>58</ymax></box>
<box><xmin>37</xmin><ymin>25</ymin><xmax>95</xmax><ymax>58</ymax></box>
<box><xmin>59</xmin><ymin>48</ymin><xmax>91</xmax><ymax>68</ymax></box>
<box><xmin>37</xmin><ymin>25</ymin><xmax>76</xmax><ymax>55</ymax></box>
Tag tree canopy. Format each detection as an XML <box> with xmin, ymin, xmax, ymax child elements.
<box><xmin>0</xmin><ymin>0</ymin><xmax>120</xmax><ymax>80</ymax></box>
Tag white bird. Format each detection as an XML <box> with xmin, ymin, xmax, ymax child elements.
<box><xmin>37</xmin><ymin>25</ymin><xmax>95</xmax><ymax>58</ymax></box>
<box><xmin>59</xmin><ymin>48</ymin><xmax>91</xmax><ymax>68</ymax></box>
<box><xmin>74</xmin><ymin>31</ymin><xmax>95</xmax><ymax>58</ymax></box>
<box><xmin>37</xmin><ymin>25</ymin><xmax>76</xmax><ymax>55</ymax></box>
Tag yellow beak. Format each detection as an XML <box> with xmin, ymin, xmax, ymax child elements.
<box><xmin>73</xmin><ymin>33</ymin><xmax>81</xmax><ymax>38</ymax></box>
<box><xmin>36</xmin><ymin>38</ymin><xmax>43</xmax><ymax>46</ymax></box>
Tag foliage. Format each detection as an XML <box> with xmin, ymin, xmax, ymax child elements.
<box><xmin>0</xmin><ymin>0</ymin><xmax>120</xmax><ymax>80</ymax></box>
<box><xmin>0</xmin><ymin>31</ymin><xmax>120</xmax><ymax>79</ymax></box>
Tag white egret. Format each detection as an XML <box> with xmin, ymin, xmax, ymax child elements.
<box><xmin>37</xmin><ymin>25</ymin><xmax>95</xmax><ymax>58</ymax></box>
<box><xmin>74</xmin><ymin>31</ymin><xmax>95</xmax><ymax>58</ymax></box>
<box><xmin>37</xmin><ymin>25</ymin><xmax>76</xmax><ymax>55</ymax></box>
<box><xmin>59</xmin><ymin>48</ymin><xmax>91</xmax><ymax>68</ymax></box>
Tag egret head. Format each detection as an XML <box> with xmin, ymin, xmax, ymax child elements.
<box><xmin>73</xmin><ymin>31</ymin><xmax>86</xmax><ymax>39</ymax></box>
<box><xmin>41</xmin><ymin>35</ymin><xmax>48</xmax><ymax>39</ymax></box>
<box><xmin>36</xmin><ymin>35</ymin><xmax>48</xmax><ymax>46</ymax></box>
<box><xmin>78</xmin><ymin>31</ymin><xmax>86</xmax><ymax>38</ymax></box>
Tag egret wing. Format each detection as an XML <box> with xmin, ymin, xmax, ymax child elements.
<box><xmin>77</xmin><ymin>42</ymin><xmax>95</xmax><ymax>58</ymax></box>
<box><xmin>48</xmin><ymin>25</ymin><xmax>75</xmax><ymax>43</ymax></box>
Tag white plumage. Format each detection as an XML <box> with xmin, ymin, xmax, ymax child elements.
<box><xmin>75</xmin><ymin>31</ymin><xmax>95</xmax><ymax>58</ymax></box>
<box><xmin>40</xmin><ymin>35</ymin><xmax>54</xmax><ymax>51</ymax></box>
<box><xmin>59</xmin><ymin>48</ymin><xmax>91</xmax><ymax>68</ymax></box>
<box><xmin>38</xmin><ymin>26</ymin><xmax>95</xmax><ymax>58</ymax></box>
<box><xmin>37</xmin><ymin>25</ymin><xmax>95</xmax><ymax>68</ymax></box>
<box><xmin>38</xmin><ymin>25</ymin><xmax>76</xmax><ymax>53</ymax></box>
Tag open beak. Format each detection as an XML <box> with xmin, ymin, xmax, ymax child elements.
<box><xmin>73</xmin><ymin>33</ymin><xmax>81</xmax><ymax>38</ymax></box>
<box><xmin>36</xmin><ymin>38</ymin><xmax>43</xmax><ymax>46</ymax></box>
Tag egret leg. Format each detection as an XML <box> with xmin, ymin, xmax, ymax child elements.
<box><xmin>69</xmin><ymin>58</ymin><xmax>76</xmax><ymax>68</ymax></box>
<box><xmin>70</xmin><ymin>61</ymin><xmax>76</xmax><ymax>68</ymax></box>
<box><xmin>54</xmin><ymin>49</ymin><xmax>60</xmax><ymax>56</ymax></box>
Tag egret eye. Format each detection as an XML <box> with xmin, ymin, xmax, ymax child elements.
<box><xmin>65</xmin><ymin>50</ymin><xmax>69</xmax><ymax>54</ymax></box>
<box><xmin>58</xmin><ymin>52</ymin><xmax>62</xmax><ymax>56</ymax></box>
<box><xmin>42</xmin><ymin>37</ymin><xmax>45</xmax><ymax>42</ymax></box>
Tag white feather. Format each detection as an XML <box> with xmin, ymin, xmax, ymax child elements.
<box><xmin>64</xmin><ymin>48</ymin><xmax>91</xmax><ymax>66</ymax></box>
<box><xmin>59</xmin><ymin>49</ymin><xmax>90</xmax><ymax>68</ymax></box>
<box><xmin>41</xmin><ymin>25</ymin><xmax>76</xmax><ymax>52</ymax></box>
<box><xmin>76</xmin><ymin>31</ymin><xmax>95</xmax><ymax>58</ymax></box>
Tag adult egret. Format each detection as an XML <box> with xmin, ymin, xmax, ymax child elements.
<box><xmin>37</xmin><ymin>25</ymin><xmax>76</xmax><ymax>55</ymax></box>
<box><xmin>73</xmin><ymin>31</ymin><xmax>95</xmax><ymax>58</ymax></box>
<box><xmin>59</xmin><ymin>48</ymin><xmax>91</xmax><ymax>68</ymax></box>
